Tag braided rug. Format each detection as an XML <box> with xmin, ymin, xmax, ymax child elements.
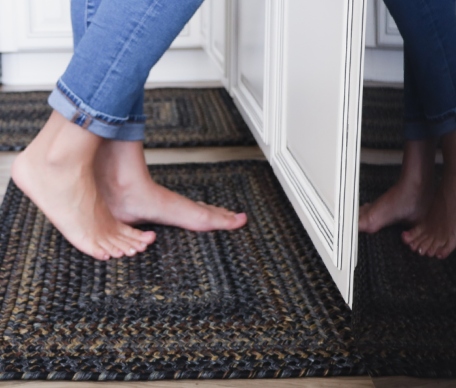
<box><xmin>0</xmin><ymin>88</ymin><xmax>255</xmax><ymax>151</ymax></box>
<box><xmin>361</xmin><ymin>87</ymin><xmax>404</xmax><ymax>149</ymax></box>
<box><xmin>1</xmin><ymin>86</ymin><xmax>404</xmax><ymax>150</ymax></box>
<box><xmin>0</xmin><ymin>161</ymin><xmax>364</xmax><ymax>381</ymax></box>
<box><xmin>354</xmin><ymin>164</ymin><xmax>456</xmax><ymax>377</ymax></box>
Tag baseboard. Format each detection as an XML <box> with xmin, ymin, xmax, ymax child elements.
<box><xmin>363</xmin><ymin>48</ymin><xmax>404</xmax><ymax>83</ymax></box>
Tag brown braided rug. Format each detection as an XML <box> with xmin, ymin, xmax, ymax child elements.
<box><xmin>2</xmin><ymin>86</ymin><xmax>403</xmax><ymax>150</ymax></box>
<box><xmin>0</xmin><ymin>161</ymin><xmax>365</xmax><ymax>381</ymax></box>
<box><xmin>361</xmin><ymin>87</ymin><xmax>404</xmax><ymax>150</ymax></box>
<box><xmin>354</xmin><ymin>164</ymin><xmax>456</xmax><ymax>377</ymax></box>
<box><xmin>0</xmin><ymin>88</ymin><xmax>255</xmax><ymax>151</ymax></box>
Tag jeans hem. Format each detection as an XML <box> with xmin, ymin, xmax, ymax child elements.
<box><xmin>113</xmin><ymin>122</ymin><xmax>145</xmax><ymax>141</ymax></box>
<box><xmin>48</xmin><ymin>83</ymin><xmax>132</xmax><ymax>140</ymax></box>
<box><xmin>404</xmin><ymin>120</ymin><xmax>432</xmax><ymax>140</ymax></box>
<box><xmin>429</xmin><ymin>115</ymin><xmax>456</xmax><ymax>138</ymax></box>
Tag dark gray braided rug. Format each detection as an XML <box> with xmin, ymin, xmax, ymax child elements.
<box><xmin>0</xmin><ymin>88</ymin><xmax>255</xmax><ymax>151</ymax></box>
<box><xmin>361</xmin><ymin>87</ymin><xmax>404</xmax><ymax>150</ymax></box>
<box><xmin>0</xmin><ymin>161</ymin><xmax>365</xmax><ymax>381</ymax></box>
<box><xmin>1</xmin><ymin>86</ymin><xmax>402</xmax><ymax>150</ymax></box>
<box><xmin>354</xmin><ymin>164</ymin><xmax>456</xmax><ymax>377</ymax></box>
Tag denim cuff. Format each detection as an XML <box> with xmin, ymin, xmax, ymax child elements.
<box><xmin>113</xmin><ymin>122</ymin><xmax>145</xmax><ymax>141</ymax></box>
<box><xmin>48</xmin><ymin>80</ymin><xmax>145</xmax><ymax>141</ymax></box>
<box><xmin>428</xmin><ymin>115</ymin><xmax>456</xmax><ymax>139</ymax></box>
<box><xmin>404</xmin><ymin>120</ymin><xmax>432</xmax><ymax>140</ymax></box>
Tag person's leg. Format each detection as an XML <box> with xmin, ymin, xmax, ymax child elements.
<box><xmin>404</xmin><ymin>132</ymin><xmax>456</xmax><ymax>258</ymax></box>
<box><xmin>72</xmin><ymin>0</ymin><xmax>148</xmax><ymax>141</ymax></box>
<box><xmin>381</xmin><ymin>0</ymin><xmax>456</xmax><ymax>258</ymax></box>
<box><xmin>84</xmin><ymin>0</ymin><xmax>246</xmax><ymax>231</ymax></box>
<box><xmin>95</xmin><ymin>88</ymin><xmax>247</xmax><ymax>231</ymax></box>
<box><xmin>14</xmin><ymin>0</ymin><xmax>246</xmax><ymax>262</ymax></box>
<box><xmin>71</xmin><ymin>0</ymin><xmax>102</xmax><ymax>49</ymax></box>
<box><xmin>12</xmin><ymin>0</ymin><xmax>209</xmax><ymax>260</ymax></box>
<box><xmin>12</xmin><ymin>111</ymin><xmax>156</xmax><ymax>261</ymax></box>
<box><xmin>359</xmin><ymin>47</ymin><xmax>436</xmax><ymax>233</ymax></box>
<box><xmin>94</xmin><ymin>140</ymin><xmax>247</xmax><ymax>231</ymax></box>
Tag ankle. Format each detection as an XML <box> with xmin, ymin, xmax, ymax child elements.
<box><xmin>397</xmin><ymin>173</ymin><xmax>431</xmax><ymax>192</ymax></box>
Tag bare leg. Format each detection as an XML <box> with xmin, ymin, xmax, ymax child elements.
<box><xmin>11</xmin><ymin>111</ymin><xmax>156</xmax><ymax>261</ymax></box>
<box><xmin>94</xmin><ymin>140</ymin><xmax>248</xmax><ymax>231</ymax></box>
<box><xmin>359</xmin><ymin>139</ymin><xmax>436</xmax><ymax>233</ymax></box>
<box><xmin>403</xmin><ymin>131</ymin><xmax>456</xmax><ymax>259</ymax></box>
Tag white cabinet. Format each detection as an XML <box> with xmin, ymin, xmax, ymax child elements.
<box><xmin>202</xmin><ymin>0</ymin><xmax>229</xmax><ymax>84</ymax></box>
<box><xmin>230</xmin><ymin>0</ymin><xmax>267</xmax><ymax>150</ymax></box>
<box><xmin>14</xmin><ymin>0</ymin><xmax>73</xmax><ymax>50</ymax></box>
<box><xmin>0</xmin><ymin>0</ymin><xmax>210</xmax><ymax>85</ymax></box>
<box><xmin>0</xmin><ymin>0</ymin><xmax>368</xmax><ymax>305</ymax></box>
<box><xmin>230</xmin><ymin>0</ymin><xmax>366</xmax><ymax>305</ymax></box>
<box><xmin>375</xmin><ymin>1</ymin><xmax>402</xmax><ymax>47</ymax></box>
<box><xmin>364</xmin><ymin>0</ymin><xmax>404</xmax><ymax>82</ymax></box>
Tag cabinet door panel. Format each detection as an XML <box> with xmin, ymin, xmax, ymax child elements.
<box><xmin>284</xmin><ymin>1</ymin><xmax>349</xmax><ymax>216</ymax></box>
<box><xmin>270</xmin><ymin>0</ymin><xmax>366</xmax><ymax>304</ymax></box>
<box><xmin>231</xmin><ymin>0</ymin><xmax>267</xmax><ymax>146</ymax></box>
<box><xmin>0</xmin><ymin>0</ymin><xmax>202</xmax><ymax>52</ymax></box>
<box><xmin>238</xmin><ymin>0</ymin><xmax>265</xmax><ymax>109</ymax></box>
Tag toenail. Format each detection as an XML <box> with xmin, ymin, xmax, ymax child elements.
<box><xmin>103</xmin><ymin>254</ymin><xmax>110</xmax><ymax>260</ymax></box>
<box><xmin>418</xmin><ymin>248</ymin><xmax>423</xmax><ymax>255</ymax></box>
<box><xmin>140</xmin><ymin>242</ymin><xmax>147</xmax><ymax>248</ymax></box>
<box><xmin>129</xmin><ymin>248</ymin><xmax>136</xmax><ymax>255</ymax></box>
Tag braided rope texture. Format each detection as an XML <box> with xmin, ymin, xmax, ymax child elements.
<box><xmin>0</xmin><ymin>88</ymin><xmax>255</xmax><ymax>151</ymax></box>
<box><xmin>354</xmin><ymin>164</ymin><xmax>456</xmax><ymax>377</ymax></box>
<box><xmin>361</xmin><ymin>87</ymin><xmax>404</xmax><ymax>150</ymax></box>
<box><xmin>0</xmin><ymin>161</ymin><xmax>365</xmax><ymax>381</ymax></box>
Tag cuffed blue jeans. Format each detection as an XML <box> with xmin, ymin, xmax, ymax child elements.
<box><xmin>48</xmin><ymin>0</ymin><xmax>204</xmax><ymax>141</ymax></box>
<box><xmin>383</xmin><ymin>0</ymin><xmax>456</xmax><ymax>140</ymax></box>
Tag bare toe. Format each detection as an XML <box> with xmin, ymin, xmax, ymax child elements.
<box><xmin>436</xmin><ymin>243</ymin><xmax>452</xmax><ymax>260</ymax></box>
<box><xmin>93</xmin><ymin>246</ymin><xmax>110</xmax><ymax>261</ymax></box>
<box><xmin>110</xmin><ymin>236</ymin><xmax>138</xmax><ymax>257</ymax></box>
<box><xmin>418</xmin><ymin>236</ymin><xmax>434</xmax><ymax>256</ymax></box>
<box><xmin>100</xmin><ymin>241</ymin><xmax>124</xmax><ymax>259</ymax></box>
<box><xmin>121</xmin><ymin>225</ymin><xmax>156</xmax><ymax>244</ymax></box>
<box><xmin>121</xmin><ymin>237</ymin><xmax>148</xmax><ymax>253</ymax></box>
<box><xmin>427</xmin><ymin>239</ymin><xmax>445</xmax><ymax>258</ymax></box>
<box><xmin>402</xmin><ymin>224</ymin><xmax>424</xmax><ymax>246</ymax></box>
<box><xmin>204</xmin><ymin>211</ymin><xmax>247</xmax><ymax>231</ymax></box>
<box><xmin>409</xmin><ymin>233</ymin><xmax>428</xmax><ymax>253</ymax></box>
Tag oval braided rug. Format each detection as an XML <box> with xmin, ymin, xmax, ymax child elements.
<box><xmin>0</xmin><ymin>161</ymin><xmax>365</xmax><ymax>381</ymax></box>
<box><xmin>0</xmin><ymin>88</ymin><xmax>255</xmax><ymax>151</ymax></box>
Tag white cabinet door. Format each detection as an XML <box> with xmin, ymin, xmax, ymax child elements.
<box><xmin>0</xmin><ymin>0</ymin><xmax>207</xmax><ymax>85</ymax></box>
<box><xmin>230</xmin><ymin>0</ymin><xmax>268</xmax><ymax>151</ymax></box>
<box><xmin>269</xmin><ymin>0</ymin><xmax>366</xmax><ymax>304</ymax></box>
<box><xmin>229</xmin><ymin>0</ymin><xmax>365</xmax><ymax>304</ymax></box>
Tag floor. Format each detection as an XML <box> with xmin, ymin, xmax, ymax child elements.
<box><xmin>0</xmin><ymin>82</ymin><xmax>451</xmax><ymax>387</ymax></box>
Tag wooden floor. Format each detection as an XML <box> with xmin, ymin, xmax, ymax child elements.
<box><xmin>0</xmin><ymin>147</ymin><xmax>452</xmax><ymax>387</ymax></box>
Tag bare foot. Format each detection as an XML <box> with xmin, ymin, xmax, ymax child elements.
<box><xmin>95</xmin><ymin>140</ymin><xmax>248</xmax><ymax>231</ymax></box>
<box><xmin>402</xmin><ymin>171</ymin><xmax>456</xmax><ymax>259</ymax></box>
<box><xmin>359</xmin><ymin>181</ymin><xmax>432</xmax><ymax>234</ymax></box>
<box><xmin>11</xmin><ymin>112</ymin><xmax>155</xmax><ymax>261</ymax></box>
<box><xmin>402</xmin><ymin>132</ymin><xmax>456</xmax><ymax>259</ymax></box>
<box><xmin>359</xmin><ymin>140</ymin><xmax>436</xmax><ymax>233</ymax></box>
